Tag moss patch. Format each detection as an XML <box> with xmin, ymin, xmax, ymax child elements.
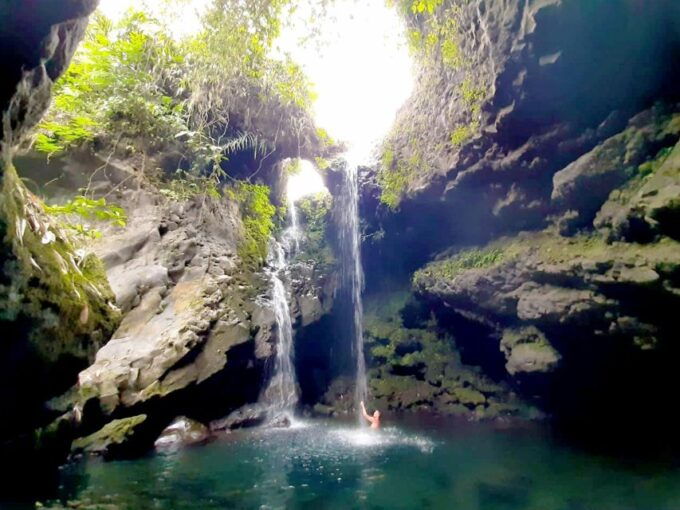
<box><xmin>0</xmin><ymin>160</ymin><xmax>120</xmax><ymax>363</ymax></box>
<box><xmin>413</xmin><ymin>247</ymin><xmax>506</xmax><ymax>285</ymax></box>
<box><xmin>364</xmin><ymin>291</ymin><xmax>526</xmax><ymax>417</ymax></box>
<box><xmin>415</xmin><ymin>229</ymin><xmax>680</xmax><ymax>289</ymax></box>
<box><xmin>226</xmin><ymin>181</ymin><xmax>276</xmax><ymax>267</ymax></box>
<box><xmin>71</xmin><ymin>415</ymin><xmax>147</xmax><ymax>454</ymax></box>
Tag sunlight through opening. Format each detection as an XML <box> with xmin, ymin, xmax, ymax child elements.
<box><xmin>277</xmin><ymin>0</ymin><xmax>414</xmax><ymax>163</ymax></box>
<box><xmin>98</xmin><ymin>0</ymin><xmax>209</xmax><ymax>39</ymax></box>
<box><xmin>287</xmin><ymin>160</ymin><xmax>328</xmax><ymax>203</ymax></box>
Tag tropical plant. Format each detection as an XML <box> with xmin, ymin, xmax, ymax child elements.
<box><xmin>226</xmin><ymin>182</ymin><xmax>277</xmax><ymax>265</ymax></box>
<box><xmin>36</xmin><ymin>1</ymin><xmax>321</xmax><ymax>185</ymax></box>
<box><xmin>44</xmin><ymin>196</ymin><xmax>127</xmax><ymax>239</ymax></box>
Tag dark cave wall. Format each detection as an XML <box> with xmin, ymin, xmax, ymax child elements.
<box><xmin>0</xmin><ymin>0</ymin><xmax>120</xmax><ymax>497</ymax></box>
<box><xmin>365</xmin><ymin>0</ymin><xmax>680</xmax><ymax>287</ymax></box>
<box><xmin>362</xmin><ymin>0</ymin><xmax>680</xmax><ymax>438</ymax></box>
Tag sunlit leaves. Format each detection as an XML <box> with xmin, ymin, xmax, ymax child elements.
<box><xmin>44</xmin><ymin>196</ymin><xmax>127</xmax><ymax>227</ymax></box>
<box><xmin>36</xmin><ymin>0</ymin><xmax>319</xmax><ymax>176</ymax></box>
<box><xmin>410</xmin><ymin>0</ymin><xmax>443</xmax><ymax>14</ymax></box>
<box><xmin>225</xmin><ymin>182</ymin><xmax>277</xmax><ymax>265</ymax></box>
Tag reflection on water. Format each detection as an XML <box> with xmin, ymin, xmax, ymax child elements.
<box><xmin>43</xmin><ymin>419</ymin><xmax>680</xmax><ymax>510</ymax></box>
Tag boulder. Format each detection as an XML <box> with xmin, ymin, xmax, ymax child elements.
<box><xmin>501</xmin><ymin>327</ymin><xmax>561</xmax><ymax>376</ymax></box>
<box><xmin>154</xmin><ymin>417</ymin><xmax>210</xmax><ymax>451</ymax></box>
<box><xmin>596</xmin><ymin>140</ymin><xmax>680</xmax><ymax>242</ymax></box>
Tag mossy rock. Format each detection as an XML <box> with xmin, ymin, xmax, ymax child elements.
<box><xmin>451</xmin><ymin>387</ymin><xmax>486</xmax><ymax>407</ymax></box>
<box><xmin>72</xmin><ymin>415</ymin><xmax>148</xmax><ymax>456</ymax></box>
<box><xmin>0</xmin><ymin>160</ymin><xmax>120</xmax><ymax>441</ymax></box>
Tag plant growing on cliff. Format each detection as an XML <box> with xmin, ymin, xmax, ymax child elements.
<box><xmin>413</xmin><ymin>247</ymin><xmax>506</xmax><ymax>285</ymax></box>
<box><xmin>36</xmin><ymin>1</ymin><xmax>320</xmax><ymax>181</ymax></box>
<box><xmin>226</xmin><ymin>181</ymin><xmax>276</xmax><ymax>265</ymax></box>
<box><xmin>297</xmin><ymin>191</ymin><xmax>334</xmax><ymax>266</ymax></box>
<box><xmin>36</xmin><ymin>10</ymin><xmax>186</xmax><ymax>155</ymax></box>
<box><xmin>43</xmin><ymin>196</ymin><xmax>127</xmax><ymax>239</ymax></box>
<box><xmin>378</xmin><ymin>143</ymin><xmax>427</xmax><ymax>210</ymax></box>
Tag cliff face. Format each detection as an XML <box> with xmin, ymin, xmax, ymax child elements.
<box><xmin>12</xmin><ymin>148</ymin><xmax>339</xmax><ymax>458</ymax></box>
<box><xmin>0</xmin><ymin>0</ymin><xmax>339</xmax><ymax>476</ymax></box>
<box><xmin>368</xmin><ymin>0</ymin><xmax>680</xmax><ymax>266</ymax></box>
<box><xmin>0</xmin><ymin>0</ymin><xmax>125</xmax><ymax>495</ymax></box>
<box><xmin>364</xmin><ymin>0</ymin><xmax>680</xmax><ymax>434</ymax></box>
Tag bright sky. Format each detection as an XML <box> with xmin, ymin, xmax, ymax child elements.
<box><xmin>98</xmin><ymin>0</ymin><xmax>209</xmax><ymax>38</ymax></box>
<box><xmin>287</xmin><ymin>160</ymin><xmax>327</xmax><ymax>202</ymax></box>
<box><xmin>96</xmin><ymin>0</ymin><xmax>414</xmax><ymax>200</ymax></box>
<box><xmin>276</xmin><ymin>0</ymin><xmax>414</xmax><ymax>164</ymax></box>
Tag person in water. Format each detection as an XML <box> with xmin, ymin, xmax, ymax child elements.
<box><xmin>360</xmin><ymin>400</ymin><xmax>381</xmax><ymax>429</ymax></box>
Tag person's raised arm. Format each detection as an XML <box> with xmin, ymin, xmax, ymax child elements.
<box><xmin>360</xmin><ymin>400</ymin><xmax>372</xmax><ymax>422</ymax></box>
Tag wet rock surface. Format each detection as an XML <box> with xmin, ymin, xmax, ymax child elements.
<box><xmin>210</xmin><ymin>403</ymin><xmax>268</xmax><ymax>431</ymax></box>
<box><xmin>18</xmin><ymin>148</ymin><xmax>339</xmax><ymax>458</ymax></box>
<box><xmin>413</xmin><ymin>227</ymin><xmax>680</xmax><ymax>427</ymax></box>
<box><xmin>71</xmin><ymin>414</ymin><xmax>150</xmax><ymax>459</ymax></box>
<box><xmin>154</xmin><ymin>416</ymin><xmax>210</xmax><ymax>451</ymax></box>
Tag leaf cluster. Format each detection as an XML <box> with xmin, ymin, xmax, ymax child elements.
<box><xmin>36</xmin><ymin>1</ymin><xmax>320</xmax><ymax>183</ymax></box>
<box><xmin>226</xmin><ymin>182</ymin><xmax>277</xmax><ymax>265</ymax></box>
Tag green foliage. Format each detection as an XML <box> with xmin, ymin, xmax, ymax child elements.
<box><xmin>638</xmin><ymin>146</ymin><xmax>674</xmax><ymax>176</ymax></box>
<box><xmin>37</xmin><ymin>11</ymin><xmax>187</xmax><ymax>155</ymax></box>
<box><xmin>296</xmin><ymin>191</ymin><xmax>334</xmax><ymax>266</ymax></box>
<box><xmin>378</xmin><ymin>147</ymin><xmax>425</xmax><ymax>210</ymax></box>
<box><xmin>44</xmin><ymin>196</ymin><xmax>127</xmax><ymax>227</ymax></box>
<box><xmin>460</xmin><ymin>78</ymin><xmax>485</xmax><ymax>108</ymax></box>
<box><xmin>413</xmin><ymin>247</ymin><xmax>506</xmax><ymax>284</ymax></box>
<box><xmin>450</xmin><ymin>124</ymin><xmax>472</xmax><ymax>146</ymax></box>
<box><xmin>410</xmin><ymin>0</ymin><xmax>444</xmax><ymax>15</ymax></box>
<box><xmin>398</xmin><ymin>0</ymin><xmax>463</xmax><ymax>70</ymax></box>
<box><xmin>34</xmin><ymin>118</ymin><xmax>97</xmax><ymax>154</ymax></box>
<box><xmin>226</xmin><ymin>182</ymin><xmax>277</xmax><ymax>265</ymax></box>
<box><xmin>382</xmin><ymin>1</ymin><xmax>486</xmax><ymax>208</ymax></box>
<box><xmin>314</xmin><ymin>156</ymin><xmax>331</xmax><ymax>171</ymax></box>
<box><xmin>283</xmin><ymin>158</ymin><xmax>302</xmax><ymax>175</ymax></box>
<box><xmin>37</xmin><ymin>1</ymin><xmax>319</xmax><ymax>180</ymax></box>
<box><xmin>158</xmin><ymin>173</ymin><xmax>221</xmax><ymax>201</ymax></box>
<box><xmin>44</xmin><ymin>196</ymin><xmax>127</xmax><ymax>239</ymax></box>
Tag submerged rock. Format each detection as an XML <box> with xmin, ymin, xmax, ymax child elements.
<box><xmin>154</xmin><ymin>417</ymin><xmax>210</xmax><ymax>451</ymax></box>
<box><xmin>267</xmin><ymin>414</ymin><xmax>292</xmax><ymax>429</ymax></box>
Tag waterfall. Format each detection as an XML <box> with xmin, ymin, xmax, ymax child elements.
<box><xmin>287</xmin><ymin>195</ymin><xmax>300</xmax><ymax>254</ymax></box>
<box><xmin>263</xmin><ymin>205</ymin><xmax>300</xmax><ymax>418</ymax></box>
<box><xmin>338</xmin><ymin>162</ymin><xmax>368</xmax><ymax>419</ymax></box>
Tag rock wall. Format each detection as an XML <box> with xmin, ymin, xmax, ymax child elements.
<box><xmin>17</xmin><ymin>150</ymin><xmax>339</xmax><ymax>455</ymax></box>
<box><xmin>0</xmin><ymin>0</ymin><xmax>125</xmax><ymax>496</ymax></box>
<box><xmin>368</xmin><ymin>0</ymin><xmax>680</xmax><ymax>278</ymax></box>
<box><xmin>364</xmin><ymin>0</ymin><xmax>680</xmax><ymax>438</ymax></box>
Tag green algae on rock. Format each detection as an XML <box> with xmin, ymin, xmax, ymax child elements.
<box><xmin>362</xmin><ymin>292</ymin><xmax>531</xmax><ymax>419</ymax></box>
<box><xmin>71</xmin><ymin>415</ymin><xmax>148</xmax><ymax>457</ymax></box>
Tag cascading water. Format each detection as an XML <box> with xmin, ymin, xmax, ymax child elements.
<box><xmin>262</xmin><ymin>205</ymin><xmax>301</xmax><ymax>418</ymax></box>
<box><xmin>288</xmin><ymin>195</ymin><xmax>301</xmax><ymax>254</ymax></box>
<box><xmin>338</xmin><ymin>160</ymin><xmax>368</xmax><ymax>419</ymax></box>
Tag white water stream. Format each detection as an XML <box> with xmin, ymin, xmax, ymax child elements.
<box><xmin>338</xmin><ymin>159</ymin><xmax>368</xmax><ymax>418</ymax></box>
<box><xmin>263</xmin><ymin>204</ymin><xmax>302</xmax><ymax>418</ymax></box>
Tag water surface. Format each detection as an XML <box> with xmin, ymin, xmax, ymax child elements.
<box><xmin>47</xmin><ymin>418</ymin><xmax>680</xmax><ymax>510</ymax></box>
